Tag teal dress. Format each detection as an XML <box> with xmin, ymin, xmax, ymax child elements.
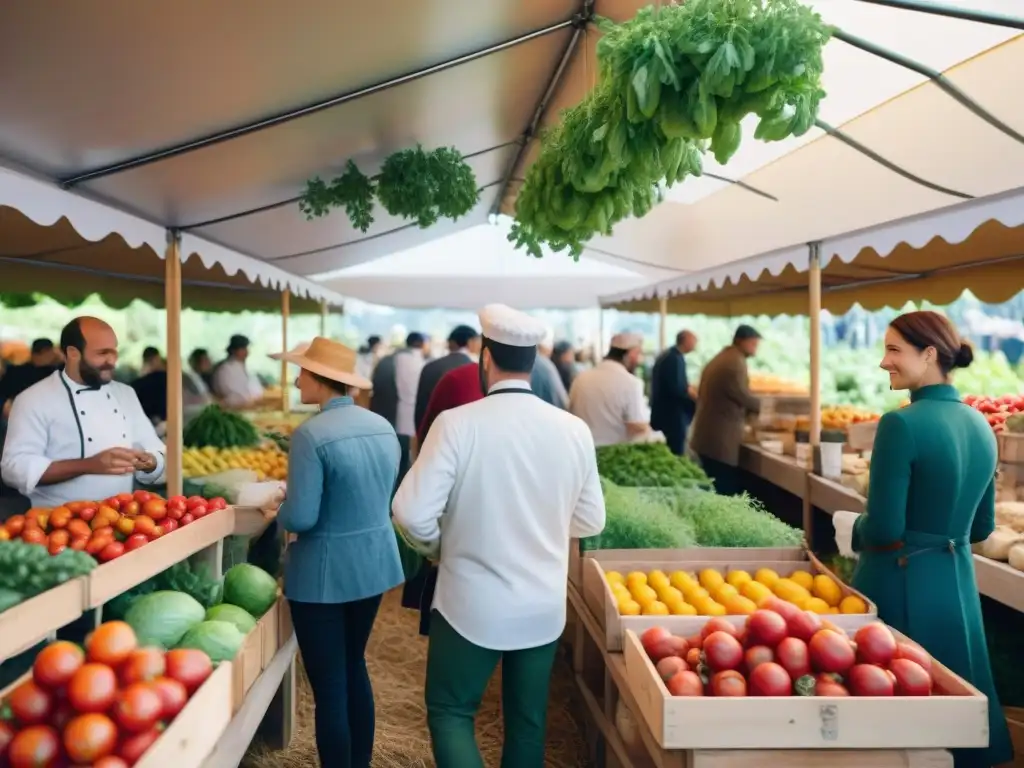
<box><xmin>852</xmin><ymin>384</ymin><xmax>1012</xmax><ymax>768</ymax></box>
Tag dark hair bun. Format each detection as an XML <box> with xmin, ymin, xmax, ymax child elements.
<box><xmin>954</xmin><ymin>341</ymin><xmax>974</xmax><ymax>369</ymax></box>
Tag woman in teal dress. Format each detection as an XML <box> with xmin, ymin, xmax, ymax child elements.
<box><xmin>840</xmin><ymin>310</ymin><xmax>1012</xmax><ymax>767</ymax></box>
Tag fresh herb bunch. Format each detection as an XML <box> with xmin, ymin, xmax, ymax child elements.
<box><xmin>596</xmin><ymin>443</ymin><xmax>710</xmax><ymax>488</ymax></box>
<box><xmin>669</xmin><ymin>487</ymin><xmax>805</xmax><ymax>548</ymax></box>
<box><xmin>300</xmin><ymin>145</ymin><xmax>479</xmax><ymax>232</ymax></box>
<box><xmin>183</xmin><ymin>405</ymin><xmax>260</xmax><ymax>449</ymax></box>
<box><xmin>580</xmin><ymin>479</ymin><xmax>697</xmax><ymax>551</ymax></box>
<box><xmin>510</xmin><ymin>0</ymin><xmax>831</xmax><ymax>258</ymax></box>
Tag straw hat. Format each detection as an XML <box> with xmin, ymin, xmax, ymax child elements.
<box><xmin>268</xmin><ymin>341</ymin><xmax>310</xmax><ymax>362</ymax></box>
<box><xmin>279</xmin><ymin>337</ymin><xmax>371</xmax><ymax>390</ymax></box>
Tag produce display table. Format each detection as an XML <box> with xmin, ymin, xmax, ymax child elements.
<box><xmin>739</xmin><ymin>446</ymin><xmax>808</xmax><ymax>498</ymax></box>
<box><xmin>806</xmin><ymin>474</ymin><xmax>865</xmax><ymax>516</ymax></box>
<box><xmin>564</xmin><ymin>582</ymin><xmax>955</xmax><ymax>768</ymax></box>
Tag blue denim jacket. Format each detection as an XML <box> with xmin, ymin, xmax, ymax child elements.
<box><xmin>279</xmin><ymin>397</ymin><xmax>405</xmax><ymax>604</ymax></box>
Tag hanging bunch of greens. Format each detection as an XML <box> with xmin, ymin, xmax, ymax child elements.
<box><xmin>510</xmin><ymin>0</ymin><xmax>831</xmax><ymax>259</ymax></box>
<box><xmin>299</xmin><ymin>145</ymin><xmax>480</xmax><ymax>232</ymax></box>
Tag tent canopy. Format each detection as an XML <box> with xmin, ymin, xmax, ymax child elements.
<box><xmin>0</xmin><ymin>2</ymin><xmax>1021</xmax><ymax>309</ymax></box>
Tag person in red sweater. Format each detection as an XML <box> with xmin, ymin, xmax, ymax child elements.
<box><xmin>402</xmin><ymin>362</ymin><xmax>484</xmax><ymax>634</ymax></box>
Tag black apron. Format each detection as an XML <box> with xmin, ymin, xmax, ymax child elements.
<box><xmin>401</xmin><ymin>386</ymin><xmax>535</xmax><ymax>636</ymax></box>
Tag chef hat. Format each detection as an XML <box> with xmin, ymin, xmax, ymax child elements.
<box><xmin>610</xmin><ymin>332</ymin><xmax>643</xmax><ymax>351</ymax></box>
<box><xmin>478</xmin><ymin>304</ymin><xmax>547</xmax><ymax>348</ymax></box>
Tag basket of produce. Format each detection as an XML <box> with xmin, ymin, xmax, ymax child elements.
<box><xmin>622</xmin><ymin>613</ymin><xmax>988</xmax><ymax>750</ymax></box>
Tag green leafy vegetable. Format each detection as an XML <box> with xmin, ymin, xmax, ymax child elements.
<box><xmin>581</xmin><ymin>479</ymin><xmax>697</xmax><ymax>551</ymax></box>
<box><xmin>0</xmin><ymin>540</ymin><xmax>96</xmax><ymax>597</ymax></box>
<box><xmin>510</xmin><ymin>0</ymin><xmax>832</xmax><ymax>258</ymax></box>
<box><xmin>183</xmin><ymin>405</ymin><xmax>260</xmax><ymax>449</ymax></box>
<box><xmin>668</xmin><ymin>488</ymin><xmax>805</xmax><ymax>548</ymax></box>
<box><xmin>596</xmin><ymin>443</ymin><xmax>710</xmax><ymax>488</ymax></box>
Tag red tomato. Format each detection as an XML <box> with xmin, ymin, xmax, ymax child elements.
<box><xmin>20</xmin><ymin>529</ymin><xmax>46</xmax><ymax>546</ymax></box>
<box><xmin>78</xmin><ymin>506</ymin><xmax>98</xmax><ymax>521</ymax></box>
<box><xmin>854</xmin><ymin>623</ymin><xmax>897</xmax><ymax>666</ymax></box>
<box><xmin>165</xmin><ymin>504</ymin><xmax>184</xmax><ymax>521</ymax></box>
<box><xmin>178</xmin><ymin>513</ymin><xmax>195</xmax><ymax>527</ymax></box>
<box><xmin>786</xmin><ymin>610</ymin><xmax>823</xmax><ymax>643</ymax></box>
<box><xmin>190</xmin><ymin>504</ymin><xmax>209</xmax><ymax>519</ymax></box>
<box><xmin>167</xmin><ymin>495</ymin><xmax>186</xmax><ymax>507</ymax></box>
<box><xmin>9</xmin><ymin>680</ymin><xmax>55</xmax><ymax>726</ymax></box>
<box><xmin>98</xmin><ymin>542</ymin><xmax>126</xmax><ymax>562</ymax></box>
<box><xmin>744</xmin><ymin>645</ymin><xmax>774</xmax><ymax>673</ymax></box>
<box><xmin>119</xmin><ymin>648</ymin><xmax>166</xmax><ymax>686</ymax></box>
<box><xmin>112</xmin><ymin>684</ymin><xmax>163</xmax><ymax>734</ymax></box>
<box><xmin>895</xmin><ymin>640</ymin><xmax>933</xmax><ymax>674</ymax></box>
<box><xmin>50</xmin><ymin>700</ymin><xmax>75</xmax><ymax>731</ymax></box>
<box><xmin>87</xmin><ymin>622</ymin><xmax>138</xmax><ymax>667</ymax></box>
<box><xmin>161</xmin><ymin>519</ymin><xmax>179</xmax><ymax>534</ymax></box>
<box><xmin>132</xmin><ymin>491</ymin><xmax>152</xmax><ymax>504</ymax></box>
<box><xmin>775</xmin><ymin>637</ymin><xmax>811</xmax><ymax>680</ymax></box>
<box><xmin>710</xmin><ymin>670</ymin><xmax>747</xmax><ymax>697</ymax></box>
<box><xmin>685</xmin><ymin>634</ymin><xmax>703</xmax><ymax>651</ymax></box>
<box><xmin>749</xmin><ymin>662</ymin><xmax>792</xmax><ymax>696</ymax></box>
<box><xmin>131</xmin><ymin>517</ymin><xmax>156</xmax><ymax>538</ymax></box>
<box><xmin>68</xmin><ymin>537</ymin><xmax>89</xmax><ymax>552</ymax></box>
<box><xmin>640</xmin><ymin>627</ymin><xmax>672</xmax><ymax>658</ymax></box>
<box><xmin>761</xmin><ymin>596</ymin><xmax>802</xmax><ymax>625</ymax></box>
<box><xmin>0</xmin><ymin>719</ymin><xmax>13</xmax><ymax>759</ymax></box>
<box><xmin>185</xmin><ymin>496</ymin><xmax>206</xmax><ymax>511</ymax></box>
<box><xmin>746</xmin><ymin>610</ymin><xmax>788</xmax><ymax>648</ymax></box>
<box><xmin>123</xmin><ymin>534</ymin><xmax>149</xmax><ymax>553</ymax></box>
<box><xmin>816</xmin><ymin>679</ymin><xmax>851</xmax><ymax>696</ymax></box>
<box><xmin>890</xmin><ymin>659</ymin><xmax>933</xmax><ymax>696</ymax></box>
<box><xmin>140</xmin><ymin>500</ymin><xmax>167</xmax><ymax>521</ymax></box>
<box><xmin>33</xmin><ymin>641</ymin><xmax>85</xmax><ymax>690</ymax></box>
<box><xmin>117</xmin><ymin>728</ymin><xmax>162</xmax><ymax>766</ymax></box>
<box><xmin>63</xmin><ymin>713</ymin><xmax>118</xmax><ymax>763</ymax></box>
<box><xmin>666</xmin><ymin>670</ymin><xmax>704</xmax><ymax>696</ymax></box>
<box><xmin>656</xmin><ymin>656</ymin><xmax>689</xmax><ymax>682</ymax></box>
<box><xmin>164</xmin><ymin>649</ymin><xmax>212</xmax><ymax>694</ymax></box>
<box><xmin>848</xmin><ymin>664</ymin><xmax>895</xmax><ymax>696</ymax></box>
<box><xmin>85</xmin><ymin>536</ymin><xmax>113</xmax><ymax>556</ymax></box>
<box><xmin>7</xmin><ymin>725</ymin><xmax>61</xmax><ymax>768</ymax></box>
<box><xmin>122</xmin><ymin>501</ymin><xmax>140</xmax><ymax>517</ymax></box>
<box><xmin>700</xmin><ymin>617</ymin><xmax>739</xmax><ymax>641</ymax></box>
<box><xmin>208</xmin><ymin>497</ymin><xmax>227</xmax><ymax>512</ymax></box>
<box><xmin>684</xmin><ymin>647</ymin><xmax>701</xmax><ymax>667</ymax></box>
<box><xmin>809</xmin><ymin>630</ymin><xmax>856</xmax><ymax>674</ymax></box>
<box><xmin>702</xmin><ymin>631</ymin><xmax>744</xmax><ymax>672</ymax></box>
<box><xmin>151</xmin><ymin>677</ymin><xmax>188</xmax><ymax>720</ymax></box>
<box><xmin>67</xmin><ymin>664</ymin><xmax>118</xmax><ymax>714</ymax></box>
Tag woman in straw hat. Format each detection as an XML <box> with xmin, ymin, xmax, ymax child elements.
<box><xmin>268</xmin><ymin>336</ymin><xmax>406</xmax><ymax>767</ymax></box>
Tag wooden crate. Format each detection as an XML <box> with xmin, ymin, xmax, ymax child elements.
<box><xmin>569</xmin><ymin>543</ymin><xmax>806</xmax><ymax>591</ymax></box>
<box><xmin>622</xmin><ymin>628</ymin><xmax>988</xmax><ymax>750</ymax></box>
<box><xmin>137</xmin><ymin>663</ymin><xmax>232</xmax><ymax>767</ymax></box>
<box><xmin>0</xmin><ymin>579</ymin><xmax>86</xmax><ymax>662</ymax></box>
<box><xmin>261</xmin><ymin>596</ymin><xmax>283</xmax><ymax>669</ymax></box>
<box><xmin>999</xmin><ymin>433</ymin><xmax>1024</xmax><ymax>465</ymax></box>
<box><xmin>86</xmin><ymin>508</ymin><xmax>236</xmax><ymax>608</ymax></box>
<box><xmin>684</xmin><ymin>750</ymin><xmax>952</xmax><ymax>767</ymax></box>
<box><xmin>230</xmin><ymin>593</ymin><xmax>288</xmax><ymax>712</ymax></box>
<box><xmin>999</xmin><ymin>462</ymin><xmax>1024</xmax><ymax>489</ymax></box>
<box><xmin>581</xmin><ymin>554</ymin><xmax>876</xmax><ymax>651</ymax></box>
<box><xmin>1003</xmin><ymin>706</ymin><xmax>1024</xmax><ymax>768</ymax></box>
<box><xmin>846</xmin><ymin>421</ymin><xmax>879</xmax><ymax>452</ymax></box>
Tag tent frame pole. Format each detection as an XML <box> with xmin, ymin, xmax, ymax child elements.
<box><xmin>853</xmin><ymin>0</ymin><xmax>1024</xmax><ymax>30</ymax></box>
<box><xmin>805</xmin><ymin>242</ymin><xmax>823</xmax><ymax>544</ymax></box>
<box><xmin>164</xmin><ymin>229</ymin><xmax>184</xmax><ymax>497</ymax></box>
<box><xmin>658</xmin><ymin>296</ymin><xmax>668</xmax><ymax>352</ymax></box>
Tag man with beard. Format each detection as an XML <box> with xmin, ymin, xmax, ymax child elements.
<box><xmin>690</xmin><ymin>325</ymin><xmax>762</xmax><ymax>496</ymax></box>
<box><xmin>569</xmin><ymin>332</ymin><xmax>649</xmax><ymax>446</ymax></box>
<box><xmin>1</xmin><ymin>317</ymin><xmax>166</xmax><ymax>508</ymax></box>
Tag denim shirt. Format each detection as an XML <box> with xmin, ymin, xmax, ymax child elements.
<box><xmin>279</xmin><ymin>397</ymin><xmax>405</xmax><ymax>604</ymax></box>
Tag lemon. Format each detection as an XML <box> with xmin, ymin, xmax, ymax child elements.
<box><xmin>704</xmin><ymin>601</ymin><xmax>727</xmax><ymax>617</ymax></box>
<box><xmin>626</xmin><ymin>572</ymin><xmax>648</xmax><ymax>589</ymax></box>
<box><xmin>698</xmin><ymin>569</ymin><xmax>725</xmax><ymax>592</ymax></box>
<box><xmin>681</xmin><ymin>583</ymin><xmax>709</xmax><ymax>602</ymax></box>
<box><xmin>713</xmin><ymin>584</ymin><xmax>739</xmax><ymax>603</ymax></box>
<box><xmin>804</xmin><ymin>597</ymin><xmax>831</xmax><ymax>614</ymax></box>
<box><xmin>618</xmin><ymin>598</ymin><xmax>642</xmax><ymax>616</ymax></box>
<box><xmin>605</xmin><ymin>571</ymin><xmax>625</xmax><ymax>586</ymax></box>
<box><xmin>658</xmin><ymin>586</ymin><xmax>684</xmax><ymax>605</ymax></box>
<box><xmin>773</xmin><ymin>578</ymin><xmax>810</xmax><ymax>604</ymax></box>
<box><xmin>670</xmin><ymin>570</ymin><xmax>696</xmax><ymax>591</ymax></box>
<box><xmin>648</xmin><ymin>570</ymin><xmax>670</xmax><ymax>592</ymax></box>
<box><xmin>839</xmin><ymin>595</ymin><xmax>868</xmax><ymax>614</ymax></box>
<box><xmin>668</xmin><ymin>598</ymin><xmax>697</xmax><ymax>616</ymax></box>
<box><xmin>611</xmin><ymin>583</ymin><xmax>631</xmax><ymax>601</ymax></box>
<box><xmin>755</xmin><ymin>568</ymin><xmax>780</xmax><ymax>587</ymax></box>
<box><xmin>741</xmin><ymin>580</ymin><xmax>773</xmax><ymax>606</ymax></box>
<box><xmin>789</xmin><ymin>570</ymin><xmax>814</xmax><ymax>590</ymax></box>
<box><xmin>812</xmin><ymin>575</ymin><xmax>842</xmax><ymax>607</ymax></box>
<box><xmin>642</xmin><ymin>601</ymin><xmax>671</xmax><ymax>616</ymax></box>
<box><xmin>724</xmin><ymin>595</ymin><xmax>758</xmax><ymax>615</ymax></box>
<box><xmin>632</xmin><ymin>584</ymin><xmax>659</xmax><ymax>607</ymax></box>
<box><xmin>726</xmin><ymin>570</ymin><xmax>752</xmax><ymax>589</ymax></box>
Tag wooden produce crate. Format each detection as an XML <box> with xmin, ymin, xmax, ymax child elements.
<box><xmin>681</xmin><ymin>750</ymin><xmax>952</xmax><ymax>767</ymax></box>
<box><xmin>568</xmin><ymin>542</ymin><xmax>806</xmax><ymax>591</ymax></box>
<box><xmin>1003</xmin><ymin>706</ymin><xmax>1024</xmax><ymax>768</ymax></box>
<box><xmin>0</xmin><ymin>579</ymin><xmax>86</xmax><ymax>662</ymax></box>
<box><xmin>622</xmin><ymin>627</ymin><xmax>988</xmax><ymax>751</ymax></box>
<box><xmin>137</xmin><ymin>663</ymin><xmax>233</xmax><ymax>767</ymax></box>
<box><xmin>581</xmin><ymin>554</ymin><xmax>875</xmax><ymax>651</ymax></box>
<box><xmin>999</xmin><ymin>433</ymin><xmax>1024</xmax><ymax>465</ymax></box>
<box><xmin>230</xmin><ymin>593</ymin><xmax>289</xmax><ymax>712</ymax></box>
<box><xmin>999</xmin><ymin>462</ymin><xmax>1024</xmax><ymax>489</ymax></box>
<box><xmin>846</xmin><ymin>420</ymin><xmax>879</xmax><ymax>452</ymax></box>
<box><xmin>86</xmin><ymin>508</ymin><xmax>235</xmax><ymax>608</ymax></box>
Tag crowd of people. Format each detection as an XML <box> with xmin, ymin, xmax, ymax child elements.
<box><xmin>0</xmin><ymin>307</ymin><xmax>1013</xmax><ymax>767</ymax></box>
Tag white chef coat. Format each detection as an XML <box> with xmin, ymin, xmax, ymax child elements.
<box><xmin>568</xmin><ymin>359</ymin><xmax>647</xmax><ymax>446</ymax></box>
<box><xmin>1</xmin><ymin>371</ymin><xmax>166</xmax><ymax>507</ymax></box>
<box><xmin>393</xmin><ymin>349</ymin><xmax>425</xmax><ymax>437</ymax></box>
<box><xmin>393</xmin><ymin>380</ymin><xmax>606</xmax><ymax>651</ymax></box>
<box><xmin>212</xmin><ymin>359</ymin><xmax>263</xmax><ymax>407</ymax></box>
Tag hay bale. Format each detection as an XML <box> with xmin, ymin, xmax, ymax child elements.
<box><xmin>244</xmin><ymin>589</ymin><xmax>587</xmax><ymax>767</ymax></box>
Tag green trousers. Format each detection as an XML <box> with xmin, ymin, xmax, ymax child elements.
<box><xmin>425</xmin><ymin>611</ymin><xmax>558</xmax><ymax>768</ymax></box>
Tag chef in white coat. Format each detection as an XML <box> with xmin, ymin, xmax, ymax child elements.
<box><xmin>393</xmin><ymin>303</ymin><xmax>605</xmax><ymax>768</ymax></box>
<box><xmin>1</xmin><ymin>317</ymin><xmax>166</xmax><ymax>508</ymax></box>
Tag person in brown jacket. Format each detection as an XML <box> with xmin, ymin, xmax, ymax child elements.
<box><xmin>690</xmin><ymin>325</ymin><xmax>762</xmax><ymax>495</ymax></box>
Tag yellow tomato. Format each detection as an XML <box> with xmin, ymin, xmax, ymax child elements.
<box><xmin>788</xmin><ymin>570</ymin><xmax>814</xmax><ymax>590</ymax></box>
<box><xmin>754</xmin><ymin>568</ymin><xmax>780</xmax><ymax>588</ymax></box>
<box><xmin>724</xmin><ymin>595</ymin><xmax>758</xmax><ymax>615</ymax></box>
<box><xmin>773</xmin><ymin>578</ymin><xmax>810</xmax><ymax>604</ymax></box>
<box><xmin>812</xmin><ymin>575</ymin><xmax>842</xmax><ymax>607</ymax></box>
<box><xmin>713</xmin><ymin>584</ymin><xmax>739</xmax><ymax>603</ymax></box>
<box><xmin>626</xmin><ymin>572</ymin><xmax>648</xmax><ymax>589</ymax></box>
<box><xmin>658</xmin><ymin>586</ymin><xmax>684</xmax><ymax>605</ymax></box>
<box><xmin>804</xmin><ymin>597</ymin><xmax>831</xmax><ymax>614</ymax></box>
<box><xmin>631</xmin><ymin>584</ymin><xmax>658</xmax><ymax>607</ymax></box>
<box><xmin>726</xmin><ymin>570</ymin><xmax>752</xmax><ymax>589</ymax></box>
<box><xmin>618</xmin><ymin>598</ymin><xmax>642</xmax><ymax>616</ymax></box>
<box><xmin>670</xmin><ymin>570</ymin><xmax>696</xmax><ymax>591</ymax></box>
<box><xmin>605</xmin><ymin>571</ymin><xmax>625</xmax><ymax>586</ymax></box>
<box><xmin>642</xmin><ymin>601</ymin><xmax>670</xmax><ymax>616</ymax></box>
<box><xmin>648</xmin><ymin>570</ymin><xmax>670</xmax><ymax>592</ymax></box>
<box><xmin>698</xmin><ymin>569</ymin><xmax>725</xmax><ymax>592</ymax></box>
<box><xmin>839</xmin><ymin>595</ymin><xmax>868</xmax><ymax>614</ymax></box>
<box><xmin>667</xmin><ymin>598</ymin><xmax>697</xmax><ymax>616</ymax></box>
<box><xmin>741</xmin><ymin>580</ymin><xmax>773</xmax><ymax>606</ymax></box>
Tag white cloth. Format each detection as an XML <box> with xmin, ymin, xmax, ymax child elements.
<box><xmin>610</xmin><ymin>332</ymin><xmax>643</xmax><ymax>350</ymax></box>
<box><xmin>393</xmin><ymin>380</ymin><xmax>606</xmax><ymax>651</ymax></box>
<box><xmin>568</xmin><ymin>360</ymin><xmax>647</xmax><ymax>447</ymax></box>
<box><xmin>394</xmin><ymin>349</ymin><xmax>425</xmax><ymax>437</ymax></box>
<box><xmin>833</xmin><ymin>510</ymin><xmax>862</xmax><ymax>559</ymax></box>
<box><xmin>212</xmin><ymin>359</ymin><xmax>262</xmax><ymax>407</ymax></box>
<box><xmin>479</xmin><ymin>304</ymin><xmax>547</xmax><ymax>347</ymax></box>
<box><xmin>355</xmin><ymin>352</ymin><xmax>378</xmax><ymax>382</ymax></box>
<box><xmin>1</xmin><ymin>371</ymin><xmax>166</xmax><ymax>507</ymax></box>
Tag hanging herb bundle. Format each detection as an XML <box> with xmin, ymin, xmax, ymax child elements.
<box><xmin>510</xmin><ymin>0</ymin><xmax>832</xmax><ymax>259</ymax></box>
<box><xmin>299</xmin><ymin>145</ymin><xmax>480</xmax><ymax>232</ymax></box>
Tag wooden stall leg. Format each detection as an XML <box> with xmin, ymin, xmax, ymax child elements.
<box><xmin>261</xmin><ymin>658</ymin><xmax>297</xmax><ymax>750</ymax></box>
